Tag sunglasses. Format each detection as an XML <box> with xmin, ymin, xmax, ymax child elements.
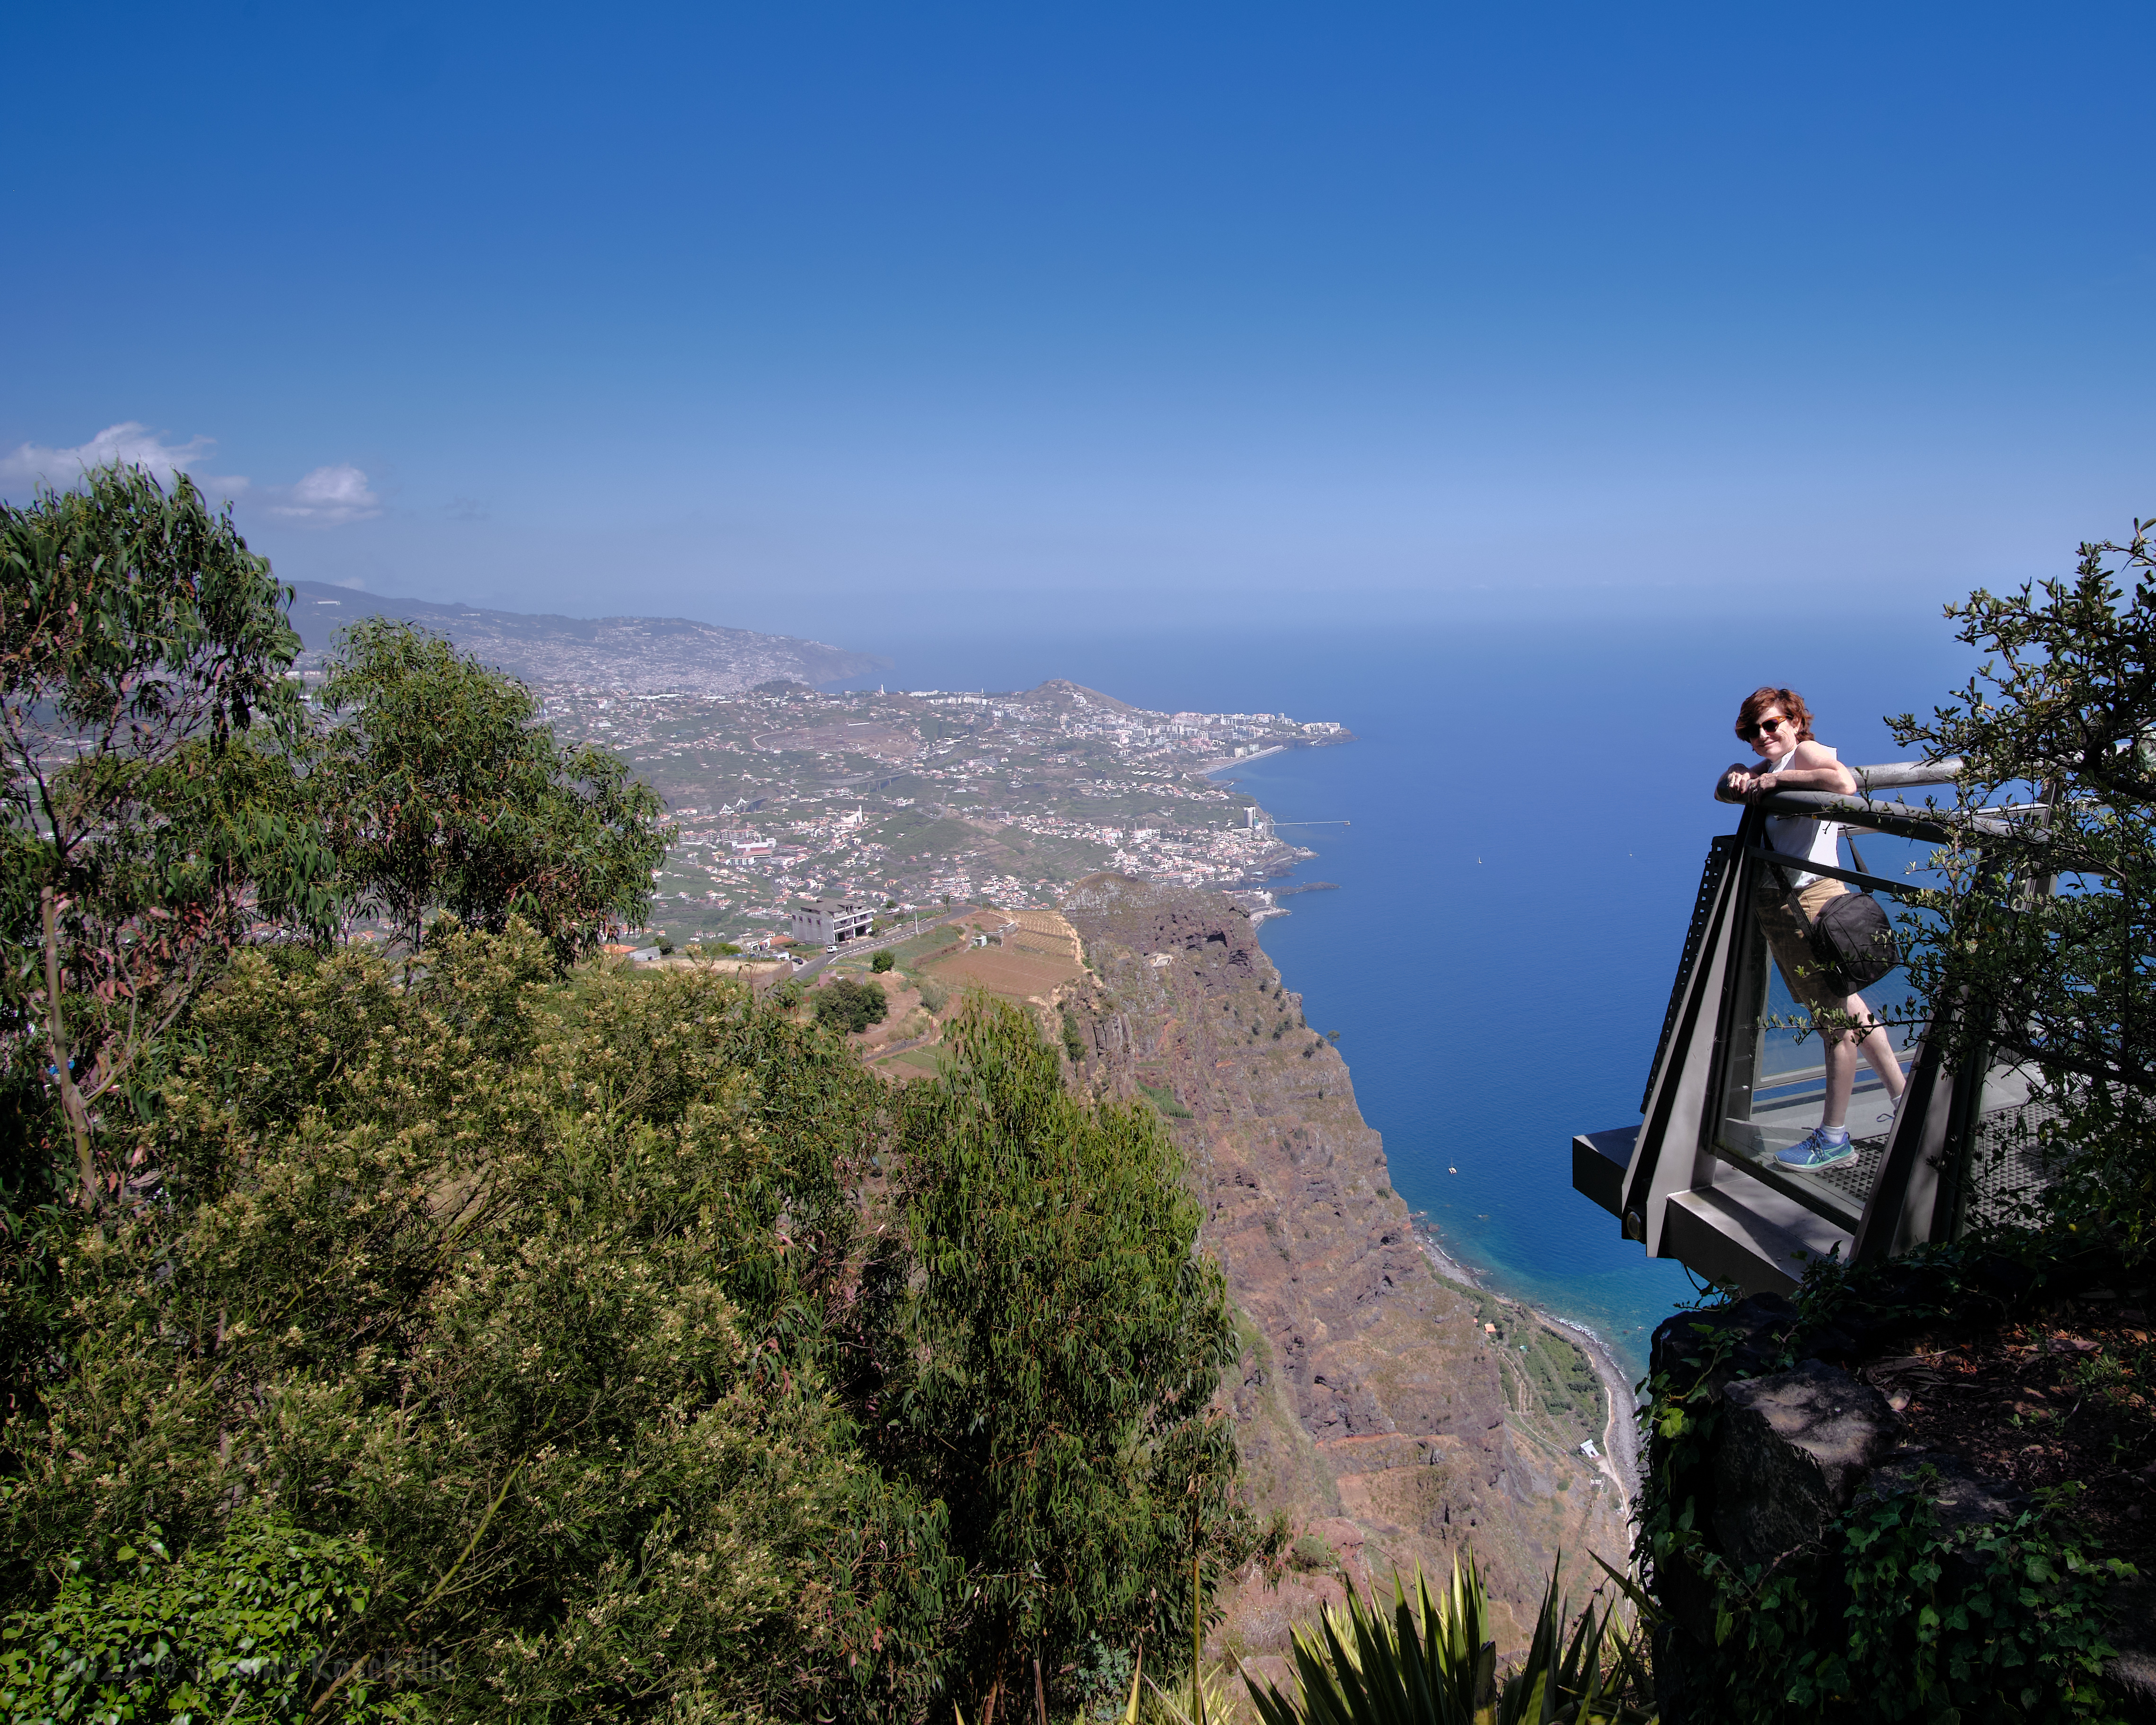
<box><xmin>1742</xmin><ymin>715</ymin><xmax>1793</xmax><ymax>739</ymax></box>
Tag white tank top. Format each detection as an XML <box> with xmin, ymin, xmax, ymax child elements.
<box><xmin>1763</xmin><ymin>747</ymin><xmax>1840</xmax><ymax>889</ymax></box>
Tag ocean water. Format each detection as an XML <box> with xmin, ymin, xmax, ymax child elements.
<box><xmin>846</xmin><ymin>611</ymin><xmax>1981</xmax><ymax>1381</ymax></box>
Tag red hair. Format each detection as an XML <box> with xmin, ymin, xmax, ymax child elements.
<box><xmin>1735</xmin><ymin>686</ymin><xmax>1815</xmax><ymax>743</ymax></box>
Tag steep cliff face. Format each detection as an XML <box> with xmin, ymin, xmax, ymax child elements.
<box><xmin>1057</xmin><ymin>876</ymin><xmax>1629</xmax><ymax>1658</ymax></box>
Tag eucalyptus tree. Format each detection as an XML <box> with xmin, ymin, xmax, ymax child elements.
<box><xmin>881</xmin><ymin>995</ymin><xmax>1246</xmax><ymax>1721</ymax></box>
<box><xmin>0</xmin><ymin>466</ymin><xmax>331</xmax><ymax>1208</ymax></box>
<box><xmin>313</xmin><ymin>619</ymin><xmax>671</xmax><ymax>964</ymax></box>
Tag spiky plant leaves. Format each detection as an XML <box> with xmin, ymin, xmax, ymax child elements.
<box><xmin>1239</xmin><ymin>1551</ymin><xmax>1653</xmax><ymax>1725</ymax></box>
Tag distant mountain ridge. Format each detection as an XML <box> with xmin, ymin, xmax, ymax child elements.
<box><xmin>288</xmin><ymin>580</ymin><xmax>889</xmax><ymax>695</ymax></box>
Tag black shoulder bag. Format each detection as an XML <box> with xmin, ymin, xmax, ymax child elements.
<box><xmin>1769</xmin><ymin>830</ymin><xmax>1900</xmax><ymax>996</ymax></box>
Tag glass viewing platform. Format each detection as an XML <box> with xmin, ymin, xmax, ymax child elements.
<box><xmin>1573</xmin><ymin>761</ymin><xmax>2058</xmax><ymax>1294</ymax></box>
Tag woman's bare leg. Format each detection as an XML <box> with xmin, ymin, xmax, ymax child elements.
<box><xmin>1822</xmin><ymin>1032</ymin><xmax>1858</xmax><ymax>1130</ymax></box>
<box><xmin>1820</xmin><ymin>993</ymin><xmax>1905</xmax><ymax>1132</ymax></box>
<box><xmin>1847</xmin><ymin>992</ymin><xmax>1908</xmax><ymax>1098</ymax></box>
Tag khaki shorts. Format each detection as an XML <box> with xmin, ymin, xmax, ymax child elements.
<box><xmin>1756</xmin><ymin>877</ymin><xmax>1850</xmax><ymax>1015</ymax></box>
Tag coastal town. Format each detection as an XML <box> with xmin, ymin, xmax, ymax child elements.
<box><xmin>535</xmin><ymin>676</ymin><xmax>1352</xmax><ymax>948</ymax></box>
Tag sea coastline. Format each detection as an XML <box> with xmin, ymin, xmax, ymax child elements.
<box><xmin>1544</xmin><ymin>1312</ymin><xmax>1643</xmax><ymax>1508</ymax></box>
<box><xmin>1199</xmin><ymin>745</ymin><xmax>1288</xmax><ymax>780</ymax></box>
<box><xmin>1413</xmin><ymin>1218</ymin><xmax>1638</xmax><ymax>1509</ymax></box>
<box><xmin>1411</xmin><ymin>1220</ymin><xmax>1482</xmax><ymax>1288</ymax></box>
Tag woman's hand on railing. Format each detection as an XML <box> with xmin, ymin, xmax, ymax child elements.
<box><xmin>1716</xmin><ymin>762</ymin><xmax>1760</xmax><ymax>804</ymax></box>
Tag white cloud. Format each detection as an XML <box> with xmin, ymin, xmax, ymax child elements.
<box><xmin>1</xmin><ymin>427</ymin><xmax>386</xmax><ymax>528</ymax></box>
<box><xmin>0</xmin><ymin>422</ymin><xmax>249</xmax><ymax>497</ymax></box>
<box><xmin>266</xmin><ymin>464</ymin><xmax>382</xmax><ymax>525</ymax></box>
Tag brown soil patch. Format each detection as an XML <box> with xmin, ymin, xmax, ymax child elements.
<box><xmin>874</xmin><ymin>1047</ymin><xmax>945</xmax><ymax>1081</ymax></box>
<box><xmin>922</xmin><ymin>945</ymin><xmax>1082</xmax><ymax>1000</ymax></box>
<box><xmin>1864</xmin><ymin>1295</ymin><xmax>2156</xmax><ymax>1574</ymax></box>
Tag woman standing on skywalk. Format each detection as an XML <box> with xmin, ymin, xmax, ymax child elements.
<box><xmin>1715</xmin><ymin>686</ymin><xmax>1907</xmax><ymax>1173</ymax></box>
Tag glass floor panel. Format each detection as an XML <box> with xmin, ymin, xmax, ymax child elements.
<box><xmin>1716</xmin><ymin>1064</ymin><xmax>2059</xmax><ymax>1237</ymax></box>
<box><xmin>1716</xmin><ymin>1077</ymin><xmax>1897</xmax><ymax>1231</ymax></box>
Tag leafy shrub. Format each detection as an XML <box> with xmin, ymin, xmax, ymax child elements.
<box><xmin>918</xmin><ymin>978</ymin><xmax>951</xmax><ymax>1013</ymax></box>
<box><xmin>0</xmin><ymin>923</ymin><xmax>897</xmax><ymax>1720</ymax></box>
<box><xmin>1639</xmin><ymin>1246</ymin><xmax>2135</xmax><ymax>1723</ymax></box>
<box><xmin>1708</xmin><ymin>1474</ymin><xmax>2124</xmax><ymax>1721</ymax></box>
<box><xmin>815</xmin><ymin>976</ymin><xmax>891</xmax><ymax>1034</ymax></box>
<box><xmin>872</xmin><ymin>949</ymin><xmax>895</xmax><ymax>973</ymax></box>
<box><xmin>1286</xmin><ymin>1535</ymin><xmax>1336</xmax><ymax>1574</ymax></box>
<box><xmin>0</xmin><ymin>1519</ymin><xmax>392</xmax><ymax>1724</ymax></box>
<box><xmin>312</xmin><ymin>621</ymin><xmax>669</xmax><ymax>964</ymax></box>
<box><xmin>2</xmin><ymin>929</ymin><xmax>1249</xmax><ymax>1721</ymax></box>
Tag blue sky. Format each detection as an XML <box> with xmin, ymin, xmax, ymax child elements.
<box><xmin>6</xmin><ymin>3</ymin><xmax>2155</xmax><ymax>644</ymax></box>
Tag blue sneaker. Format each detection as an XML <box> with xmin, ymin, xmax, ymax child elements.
<box><xmin>1776</xmin><ymin>1128</ymin><xmax>1856</xmax><ymax>1173</ymax></box>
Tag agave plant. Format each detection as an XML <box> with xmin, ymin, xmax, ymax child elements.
<box><xmin>1141</xmin><ymin>1660</ymin><xmax>1237</xmax><ymax>1725</ymax></box>
<box><xmin>1236</xmin><ymin>1549</ymin><xmax>1654</xmax><ymax>1725</ymax></box>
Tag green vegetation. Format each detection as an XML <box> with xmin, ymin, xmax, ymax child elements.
<box><xmin>3</xmin><ymin>925</ymin><xmax>887</xmax><ymax>1720</ymax></box>
<box><xmin>1511</xmin><ymin>1325</ymin><xmax>1604</xmax><ymax>1432</ymax></box>
<box><xmin>892</xmin><ymin>926</ymin><xmax>964</xmax><ymax>967</ymax></box>
<box><xmin>0</xmin><ymin>467</ymin><xmax>333</xmax><ymax>1209</ymax></box>
<box><xmin>1060</xmin><ymin>1003</ymin><xmax>1087</xmax><ymax>1063</ymax></box>
<box><xmin>884</xmin><ymin>814</ymin><xmax>982</xmax><ymax>858</ymax></box>
<box><xmin>815</xmin><ymin>975</ymin><xmax>891</xmax><ymax>1033</ymax></box>
<box><xmin>0</xmin><ymin>1518</ymin><xmax>386</xmax><ymax>1722</ymax></box>
<box><xmin>315</xmin><ymin>619</ymin><xmax>670</xmax><ymax>964</ymax></box>
<box><xmin>1889</xmin><ymin>524</ymin><xmax>2156</xmax><ymax>1234</ymax></box>
<box><xmin>889</xmin><ymin>998</ymin><xmax>1246</xmax><ymax>1716</ymax></box>
<box><xmin>872</xmin><ymin>947</ymin><xmax>896</xmax><ymax>973</ymax></box>
<box><xmin>1640</xmin><ymin>1242</ymin><xmax>2134</xmax><ymax>1723</ymax></box>
<box><xmin>0</xmin><ymin>469</ymin><xmax>1254</xmax><ymax>1722</ymax></box>
<box><xmin>0</xmin><ymin>935</ymin><xmax>1250</xmax><ymax>1721</ymax></box>
<box><xmin>1137</xmin><ymin>1079</ymin><xmax>1193</xmax><ymax>1120</ymax></box>
<box><xmin>1287</xmin><ymin>1535</ymin><xmax>1338</xmax><ymax>1574</ymax></box>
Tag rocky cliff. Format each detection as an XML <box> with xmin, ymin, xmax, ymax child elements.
<box><xmin>1057</xmin><ymin>876</ymin><xmax>1630</xmax><ymax>1659</ymax></box>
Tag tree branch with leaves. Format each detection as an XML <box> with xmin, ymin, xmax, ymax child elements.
<box><xmin>0</xmin><ymin>466</ymin><xmax>328</xmax><ymax>1209</ymax></box>
<box><xmin>311</xmin><ymin>619</ymin><xmax>671</xmax><ymax>966</ymax></box>
<box><xmin>1891</xmin><ymin>521</ymin><xmax>2156</xmax><ymax>1233</ymax></box>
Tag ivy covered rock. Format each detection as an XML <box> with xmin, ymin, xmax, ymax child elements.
<box><xmin>1712</xmin><ymin>1362</ymin><xmax>1903</xmax><ymax>1572</ymax></box>
<box><xmin>1639</xmin><ymin>1241</ymin><xmax>2141</xmax><ymax>1722</ymax></box>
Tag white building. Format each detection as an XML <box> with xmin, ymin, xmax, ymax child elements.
<box><xmin>790</xmin><ymin>897</ymin><xmax>876</xmax><ymax>946</ymax></box>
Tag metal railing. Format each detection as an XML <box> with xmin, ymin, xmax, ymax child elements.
<box><xmin>1571</xmin><ymin>758</ymin><xmax>2059</xmax><ymax>1296</ymax></box>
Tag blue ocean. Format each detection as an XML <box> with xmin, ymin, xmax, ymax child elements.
<box><xmin>848</xmin><ymin>612</ymin><xmax>1983</xmax><ymax>1381</ymax></box>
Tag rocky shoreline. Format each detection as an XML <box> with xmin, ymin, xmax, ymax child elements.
<box><xmin>1411</xmin><ymin>1222</ymin><xmax>1640</xmax><ymax>1515</ymax></box>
